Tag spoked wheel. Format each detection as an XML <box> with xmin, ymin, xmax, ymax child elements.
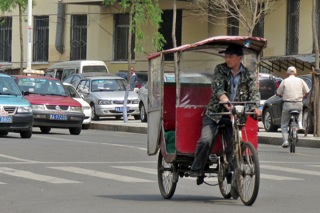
<box><xmin>157</xmin><ymin>150</ymin><xmax>178</xmax><ymax>199</ymax></box>
<box><xmin>289</xmin><ymin>123</ymin><xmax>297</xmax><ymax>153</ymax></box>
<box><xmin>218</xmin><ymin>157</ymin><xmax>231</xmax><ymax>199</ymax></box>
<box><xmin>236</xmin><ymin>142</ymin><xmax>260</xmax><ymax>206</ymax></box>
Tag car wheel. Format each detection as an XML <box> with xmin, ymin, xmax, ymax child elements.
<box><xmin>302</xmin><ymin>109</ymin><xmax>314</xmax><ymax>134</ymax></box>
<box><xmin>139</xmin><ymin>103</ymin><xmax>147</xmax><ymax>122</ymax></box>
<box><xmin>40</xmin><ymin>127</ymin><xmax>51</xmax><ymax>134</ymax></box>
<box><xmin>82</xmin><ymin>124</ymin><xmax>90</xmax><ymax>130</ymax></box>
<box><xmin>134</xmin><ymin>115</ymin><xmax>140</xmax><ymax>120</ymax></box>
<box><xmin>115</xmin><ymin>115</ymin><xmax>122</xmax><ymax>120</ymax></box>
<box><xmin>69</xmin><ymin>127</ymin><xmax>81</xmax><ymax>135</ymax></box>
<box><xmin>90</xmin><ymin>104</ymin><xmax>99</xmax><ymax>120</ymax></box>
<box><xmin>0</xmin><ymin>131</ymin><xmax>9</xmax><ymax>136</ymax></box>
<box><xmin>263</xmin><ymin>108</ymin><xmax>278</xmax><ymax>132</ymax></box>
<box><xmin>20</xmin><ymin>130</ymin><xmax>32</xmax><ymax>139</ymax></box>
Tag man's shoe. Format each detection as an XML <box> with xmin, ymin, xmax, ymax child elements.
<box><xmin>189</xmin><ymin>170</ymin><xmax>201</xmax><ymax>177</ymax></box>
<box><xmin>281</xmin><ymin>141</ymin><xmax>289</xmax><ymax>148</ymax></box>
<box><xmin>298</xmin><ymin>127</ymin><xmax>305</xmax><ymax>133</ymax></box>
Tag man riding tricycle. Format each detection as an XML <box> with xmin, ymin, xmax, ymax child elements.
<box><xmin>147</xmin><ymin>36</ymin><xmax>267</xmax><ymax>206</ymax></box>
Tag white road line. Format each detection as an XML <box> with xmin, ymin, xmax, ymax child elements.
<box><xmin>49</xmin><ymin>166</ymin><xmax>154</xmax><ymax>183</ymax></box>
<box><xmin>111</xmin><ymin>166</ymin><xmax>157</xmax><ymax>175</ymax></box>
<box><xmin>0</xmin><ymin>154</ymin><xmax>39</xmax><ymax>162</ymax></box>
<box><xmin>261</xmin><ymin>165</ymin><xmax>320</xmax><ymax>176</ymax></box>
<box><xmin>0</xmin><ymin>167</ymin><xmax>81</xmax><ymax>184</ymax></box>
<box><xmin>261</xmin><ymin>174</ymin><xmax>303</xmax><ymax>181</ymax></box>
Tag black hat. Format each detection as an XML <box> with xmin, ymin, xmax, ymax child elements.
<box><xmin>219</xmin><ymin>44</ymin><xmax>243</xmax><ymax>56</ymax></box>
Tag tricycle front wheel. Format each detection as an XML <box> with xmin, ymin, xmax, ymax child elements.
<box><xmin>157</xmin><ymin>151</ymin><xmax>178</xmax><ymax>199</ymax></box>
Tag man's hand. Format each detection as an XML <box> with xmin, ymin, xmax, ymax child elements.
<box><xmin>254</xmin><ymin>108</ymin><xmax>262</xmax><ymax>117</ymax></box>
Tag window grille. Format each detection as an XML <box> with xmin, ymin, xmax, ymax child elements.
<box><xmin>227</xmin><ymin>9</ymin><xmax>239</xmax><ymax>36</ymax></box>
<box><xmin>33</xmin><ymin>16</ymin><xmax>49</xmax><ymax>62</ymax></box>
<box><xmin>286</xmin><ymin>0</ymin><xmax>300</xmax><ymax>55</ymax></box>
<box><xmin>114</xmin><ymin>14</ymin><xmax>135</xmax><ymax>61</ymax></box>
<box><xmin>0</xmin><ymin>17</ymin><xmax>12</xmax><ymax>62</ymax></box>
<box><xmin>159</xmin><ymin>10</ymin><xmax>182</xmax><ymax>61</ymax></box>
<box><xmin>70</xmin><ymin>15</ymin><xmax>87</xmax><ymax>60</ymax></box>
<box><xmin>253</xmin><ymin>4</ymin><xmax>264</xmax><ymax>38</ymax></box>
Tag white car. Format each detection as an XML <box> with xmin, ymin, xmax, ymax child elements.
<box><xmin>63</xmin><ymin>83</ymin><xmax>92</xmax><ymax>129</ymax></box>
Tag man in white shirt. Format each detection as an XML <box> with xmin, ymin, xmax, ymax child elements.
<box><xmin>277</xmin><ymin>66</ymin><xmax>310</xmax><ymax>148</ymax></box>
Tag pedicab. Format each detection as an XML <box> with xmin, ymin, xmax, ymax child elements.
<box><xmin>147</xmin><ymin>36</ymin><xmax>267</xmax><ymax>206</ymax></box>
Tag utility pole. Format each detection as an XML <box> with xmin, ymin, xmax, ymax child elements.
<box><xmin>27</xmin><ymin>0</ymin><xmax>33</xmax><ymax>71</ymax></box>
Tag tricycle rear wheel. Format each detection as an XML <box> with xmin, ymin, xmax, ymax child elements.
<box><xmin>157</xmin><ymin>151</ymin><xmax>177</xmax><ymax>199</ymax></box>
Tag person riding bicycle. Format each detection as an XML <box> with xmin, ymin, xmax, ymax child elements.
<box><xmin>190</xmin><ymin>44</ymin><xmax>261</xmax><ymax>183</ymax></box>
<box><xmin>277</xmin><ymin>66</ymin><xmax>310</xmax><ymax>148</ymax></box>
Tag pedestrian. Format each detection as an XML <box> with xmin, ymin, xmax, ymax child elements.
<box><xmin>190</xmin><ymin>44</ymin><xmax>261</xmax><ymax>182</ymax></box>
<box><xmin>129</xmin><ymin>66</ymin><xmax>138</xmax><ymax>90</ymax></box>
<box><xmin>277</xmin><ymin>66</ymin><xmax>310</xmax><ymax>148</ymax></box>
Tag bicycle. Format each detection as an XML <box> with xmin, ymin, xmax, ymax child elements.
<box><xmin>216</xmin><ymin>101</ymin><xmax>260</xmax><ymax>206</ymax></box>
<box><xmin>288</xmin><ymin>110</ymin><xmax>300</xmax><ymax>153</ymax></box>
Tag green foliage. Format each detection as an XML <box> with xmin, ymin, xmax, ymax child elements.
<box><xmin>103</xmin><ymin>0</ymin><xmax>165</xmax><ymax>52</ymax></box>
<box><xmin>0</xmin><ymin>0</ymin><xmax>28</xmax><ymax>12</ymax></box>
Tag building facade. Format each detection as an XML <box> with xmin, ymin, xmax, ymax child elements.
<box><xmin>0</xmin><ymin>0</ymin><xmax>318</xmax><ymax>77</ymax></box>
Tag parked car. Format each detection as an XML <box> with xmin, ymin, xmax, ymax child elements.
<box><xmin>258</xmin><ymin>73</ymin><xmax>280</xmax><ymax>110</ymax></box>
<box><xmin>74</xmin><ymin>75</ymin><xmax>140</xmax><ymax>120</ymax></box>
<box><xmin>45</xmin><ymin>60</ymin><xmax>109</xmax><ymax>81</ymax></box>
<box><xmin>0</xmin><ymin>74</ymin><xmax>33</xmax><ymax>138</ymax></box>
<box><xmin>115</xmin><ymin>71</ymin><xmax>148</xmax><ymax>88</ymax></box>
<box><xmin>63</xmin><ymin>72</ymin><xmax>111</xmax><ymax>88</ymax></box>
<box><xmin>12</xmin><ymin>75</ymin><xmax>85</xmax><ymax>135</ymax></box>
<box><xmin>63</xmin><ymin>83</ymin><xmax>92</xmax><ymax>129</ymax></box>
<box><xmin>261</xmin><ymin>74</ymin><xmax>313</xmax><ymax>133</ymax></box>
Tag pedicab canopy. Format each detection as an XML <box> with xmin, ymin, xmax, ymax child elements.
<box><xmin>147</xmin><ymin>36</ymin><xmax>267</xmax><ymax>156</ymax></box>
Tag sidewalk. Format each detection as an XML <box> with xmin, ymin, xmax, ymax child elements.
<box><xmin>89</xmin><ymin>118</ymin><xmax>320</xmax><ymax>149</ymax></box>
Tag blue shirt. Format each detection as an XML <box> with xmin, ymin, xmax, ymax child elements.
<box><xmin>230</xmin><ymin>65</ymin><xmax>245</xmax><ymax>101</ymax></box>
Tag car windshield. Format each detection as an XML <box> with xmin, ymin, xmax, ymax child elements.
<box><xmin>16</xmin><ymin>78</ymin><xmax>67</xmax><ymax>96</ymax></box>
<box><xmin>0</xmin><ymin>77</ymin><xmax>21</xmax><ymax>96</ymax></box>
<box><xmin>82</xmin><ymin>65</ymin><xmax>107</xmax><ymax>73</ymax></box>
<box><xmin>64</xmin><ymin>84</ymin><xmax>81</xmax><ymax>98</ymax></box>
<box><xmin>91</xmin><ymin>79</ymin><xmax>127</xmax><ymax>92</ymax></box>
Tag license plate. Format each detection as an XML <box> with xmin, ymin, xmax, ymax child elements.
<box><xmin>49</xmin><ymin>114</ymin><xmax>68</xmax><ymax>120</ymax></box>
<box><xmin>0</xmin><ymin>116</ymin><xmax>12</xmax><ymax>123</ymax></box>
<box><xmin>115</xmin><ymin>107</ymin><xmax>129</xmax><ymax>112</ymax></box>
<box><xmin>259</xmin><ymin>106</ymin><xmax>263</xmax><ymax>110</ymax></box>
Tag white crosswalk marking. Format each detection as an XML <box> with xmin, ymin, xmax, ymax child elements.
<box><xmin>111</xmin><ymin>166</ymin><xmax>157</xmax><ymax>175</ymax></box>
<box><xmin>261</xmin><ymin>174</ymin><xmax>303</xmax><ymax>180</ymax></box>
<box><xmin>261</xmin><ymin>165</ymin><xmax>320</xmax><ymax>176</ymax></box>
<box><xmin>0</xmin><ymin>167</ymin><xmax>81</xmax><ymax>184</ymax></box>
<box><xmin>49</xmin><ymin>166</ymin><xmax>154</xmax><ymax>183</ymax></box>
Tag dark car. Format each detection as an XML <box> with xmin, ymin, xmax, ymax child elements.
<box><xmin>261</xmin><ymin>74</ymin><xmax>313</xmax><ymax>133</ymax></box>
<box><xmin>115</xmin><ymin>71</ymin><xmax>148</xmax><ymax>88</ymax></box>
<box><xmin>258</xmin><ymin>73</ymin><xmax>281</xmax><ymax>110</ymax></box>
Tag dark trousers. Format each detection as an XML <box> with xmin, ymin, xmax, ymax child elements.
<box><xmin>191</xmin><ymin>115</ymin><xmax>232</xmax><ymax>172</ymax></box>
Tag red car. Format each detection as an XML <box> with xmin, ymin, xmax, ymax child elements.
<box><xmin>12</xmin><ymin>75</ymin><xmax>85</xmax><ymax>135</ymax></box>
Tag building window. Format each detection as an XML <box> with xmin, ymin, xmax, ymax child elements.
<box><xmin>114</xmin><ymin>14</ymin><xmax>135</xmax><ymax>61</ymax></box>
<box><xmin>0</xmin><ymin>17</ymin><xmax>12</xmax><ymax>62</ymax></box>
<box><xmin>286</xmin><ymin>0</ymin><xmax>299</xmax><ymax>55</ymax></box>
<box><xmin>227</xmin><ymin>9</ymin><xmax>239</xmax><ymax>36</ymax></box>
<box><xmin>33</xmin><ymin>16</ymin><xmax>49</xmax><ymax>62</ymax></box>
<box><xmin>70</xmin><ymin>15</ymin><xmax>87</xmax><ymax>60</ymax></box>
<box><xmin>253</xmin><ymin>4</ymin><xmax>264</xmax><ymax>38</ymax></box>
<box><xmin>159</xmin><ymin>10</ymin><xmax>182</xmax><ymax>61</ymax></box>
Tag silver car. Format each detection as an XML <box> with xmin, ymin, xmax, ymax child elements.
<box><xmin>76</xmin><ymin>75</ymin><xmax>140</xmax><ymax>120</ymax></box>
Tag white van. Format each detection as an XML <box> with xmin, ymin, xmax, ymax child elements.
<box><xmin>45</xmin><ymin>60</ymin><xmax>109</xmax><ymax>81</ymax></box>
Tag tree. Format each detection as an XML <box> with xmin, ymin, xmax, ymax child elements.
<box><xmin>192</xmin><ymin>0</ymin><xmax>278</xmax><ymax>36</ymax></box>
<box><xmin>0</xmin><ymin>0</ymin><xmax>29</xmax><ymax>74</ymax></box>
<box><xmin>103</xmin><ymin>0</ymin><xmax>165</xmax><ymax>70</ymax></box>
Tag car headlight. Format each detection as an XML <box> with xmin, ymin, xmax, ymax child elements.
<box><xmin>82</xmin><ymin>106</ymin><xmax>91</xmax><ymax>111</ymax></box>
<box><xmin>17</xmin><ymin>106</ymin><xmax>32</xmax><ymax>113</ymax></box>
<box><xmin>31</xmin><ymin>104</ymin><xmax>46</xmax><ymax>110</ymax></box>
<box><xmin>131</xmin><ymin>99</ymin><xmax>139</xmax><ymax>104</ymax></box>
<box><xmin>69</xmin><ymin>106</ymin><xmax>82</xmax><ymax>112</ymax></box>
<box><xmin>98</xmin><ymin>100</ymin><xmax>112</xmax><ymax>105</ymax></box>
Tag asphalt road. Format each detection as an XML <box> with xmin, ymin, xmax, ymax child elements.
<box><xmin>0</xmin><ymin>127</ymin><xmax>320</xmax><ymax>213</ymax></box>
